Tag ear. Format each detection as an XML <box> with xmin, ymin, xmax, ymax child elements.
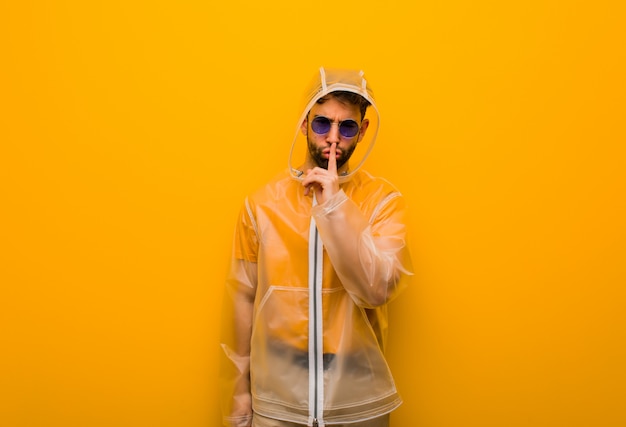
<box><xmin>300</xmin><ymin>117</ymin><xmax>308</xmax><ymax>136</ymax></box>
<box><xmin>357</xmin><ymin>119</ymin><xmax>370</xmax><ymax>143</ymax></box>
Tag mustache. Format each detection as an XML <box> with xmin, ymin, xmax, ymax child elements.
<box><xmin>308</xmin><ymin>141</ymin><xmax>356</xmax><ymax>170</ymax></box>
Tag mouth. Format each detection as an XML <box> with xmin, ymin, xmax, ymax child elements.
<box><xmin>322</xmin><ymin>149</ymin><xmax>341</xmax><ymax>158</ymax></box>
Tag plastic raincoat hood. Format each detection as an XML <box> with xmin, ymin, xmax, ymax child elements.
<box><xmin>288</xmin><ymin>67</ymin><xmax>380</xmax><ymax>183</ymax></box>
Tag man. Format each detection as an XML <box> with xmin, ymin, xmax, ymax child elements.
<box><xmin>220</xmin><ymin>67</ymin><xmax>413</xmax><ymax>427</ymax></box>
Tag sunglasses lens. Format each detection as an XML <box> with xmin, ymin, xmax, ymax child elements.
<box><xmin>339</xmin><ymin>120</ymin><xmax>359</xmax><ymax>138</ymax></box>
<box><xmin>311</xmin><ymin>117</ymin><xmax>331</xmax><ymax>135</ymax></box>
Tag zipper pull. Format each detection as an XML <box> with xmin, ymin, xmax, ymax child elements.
<box><xmin>312</xmin><ymin>418</ymin><xmax>319</xmax><ymax>427</ymax></box>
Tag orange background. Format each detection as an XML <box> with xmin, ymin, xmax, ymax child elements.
<box><xmin>1</xmin><ymin>1</ymin><xmax>625</xmax><ymax>426</ymax></box>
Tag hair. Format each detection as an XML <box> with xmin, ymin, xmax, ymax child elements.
<box><xmin>316</xmin><ymin>91</ymin><xmax>371</xmax><ymax>119</ymax></box>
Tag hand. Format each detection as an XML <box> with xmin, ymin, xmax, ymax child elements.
<box><xmin>302</xmin><ymin>143</ymin><xmax>340</xmax><ymax>204</ymax></box>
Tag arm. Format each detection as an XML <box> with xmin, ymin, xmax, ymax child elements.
<box><xmin>220</xmin><ymin>259</ymin><xmax>256</xmax><ymax>427</ymax></box>
<box><xmin>220</xmin><ymin>201</ymin><xmax>259</xmax><ymax>427</ymax></box>
<box><xmin>302</xmin><ymin>143</ymin><xmax>413</xmax><ymax>307</ymax></box>
<box><xmin>312</xmin><ymin>189</ymin><xmax>413</xmax><ymax>308</ymax></box>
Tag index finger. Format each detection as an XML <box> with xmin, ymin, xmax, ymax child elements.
<box><xmin>328</xmin><ymin>142</ymin><xmax>337</xmax><ymax>175</ymax></box>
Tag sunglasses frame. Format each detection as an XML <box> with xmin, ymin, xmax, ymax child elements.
<box><xmin>310</xmin><ymin>115</ymin><xmax>361</xmax><ymax>138</ymax></box>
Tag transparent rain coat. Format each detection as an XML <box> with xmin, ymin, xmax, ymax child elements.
<box><xmin>220</xmin><ymin>68</ymin><xmax>414</xmax><ymax>427</ymax></box>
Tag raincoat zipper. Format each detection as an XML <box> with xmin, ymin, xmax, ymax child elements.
<box><xmin>308</xmin><ymin>196</ymin><xmax>324</xmax><ymax>427</ymax></box>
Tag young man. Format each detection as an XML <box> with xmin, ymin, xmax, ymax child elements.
<box><xmin>221</xmin><ymin>68</ymin><xmax>413</xmax><ymax>427</ymax></box>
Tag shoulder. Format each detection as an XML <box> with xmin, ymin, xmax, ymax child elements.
<box><xmin>246</xmin><ymin>169</ymin><xmax>301</xmax><ymax>207</ymax></box>
<box><xmin>347</xmin><ymin>169</ymin><xmax>404</xmax><ymax>199</ymax></box>
<box><xmin>342</xmin><ymin>170</ymin><xmax>408</xmax><ymax>222</ymax></box>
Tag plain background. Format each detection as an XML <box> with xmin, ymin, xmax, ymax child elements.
<box><xmin>1</xmin><ymin>1</ymin><xmax>625</xmax><ymax>426</ymax></box>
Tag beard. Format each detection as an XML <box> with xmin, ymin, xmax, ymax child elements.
<box><xmin>307</xmin><ymin>135</ymin><xmax>357</xmax><ymax>170</ymax></box>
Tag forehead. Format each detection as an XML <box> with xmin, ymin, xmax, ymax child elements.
<box><xmin>309</xmin><ymin>95</ymin><xmax>361</xmax><ymax>119</ymax></box>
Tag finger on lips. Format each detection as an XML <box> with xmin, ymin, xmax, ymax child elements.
<box><xmin>302</xmin><ymin>143</ymin><xmax>339</xmax><ymax>197</ymax></box>
<box><xmin>328</xmin><ymin>143</ymin><xmax>337</xmax><ymax>173</ymax></box>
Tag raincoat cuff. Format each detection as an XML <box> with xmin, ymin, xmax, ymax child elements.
<box><xmin>312</xmin><ymin>189</ymin><xmax>348</xmax><ymax>216</ymax></box>
<box><xmin>223</xmin><ymin>414</ymin><xmax>252</xmax><ymax>427</ymax></box>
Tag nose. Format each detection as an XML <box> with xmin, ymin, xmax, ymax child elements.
<box><xmin>326</xmin><ymin>122</ymin><xmax>341</xmax><ymax>144</ymax></box>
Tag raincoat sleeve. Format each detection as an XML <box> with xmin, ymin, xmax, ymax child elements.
<box><xmin>312</xmin><ymin>189</ymin><xmax>413</xmax><ymax>308</ymax></box>
<box><xmin>220</xmin><ymin>199</ymin><xmax>258</xmax><ymax>427</ymax></box>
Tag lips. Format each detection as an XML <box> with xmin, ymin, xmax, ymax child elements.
<box><xmin>323</xmin><ymin>149</ymin><xmax>341</xmax><ymax>158</ymax></box>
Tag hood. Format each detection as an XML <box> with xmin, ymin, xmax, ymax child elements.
<box><xmin>288</xmin><ymin>67</ymin><xmax>380</xmax><ymax>183</ymax></box>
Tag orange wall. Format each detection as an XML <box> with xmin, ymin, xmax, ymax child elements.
<box><xmin>1</xmin><ymin>1</ymin><xmax>625</xmax><ymax>426</ymax></box>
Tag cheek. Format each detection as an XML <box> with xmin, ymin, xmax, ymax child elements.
<box><xmin>341</xmin><ymin>139</ymin><xmax>358</xmax><ymax>149</ymax></box>
<box><xmin>342</xmin><ymin>141</ymin><xmax>358</xmax><ymax>155</ymax></box>
<box><xmin>308</xmin><ymin>133</ymin><xmax>326</xmax><ymax>144</ymax></box>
